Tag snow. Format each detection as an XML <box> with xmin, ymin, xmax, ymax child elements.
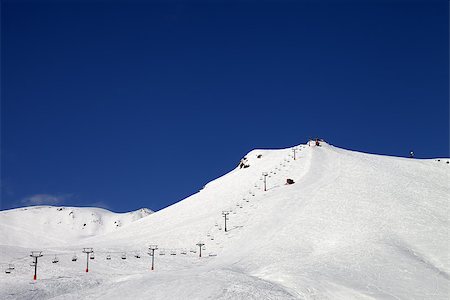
<box><xmin>0</xmin><ymin>206</ymin><xmax>152</xmax><ymax>247</ymax></box>
<box><xmin>1</xmin><ymin>142</ymin><xmax>449</xmax><ymax>299</ymax></box>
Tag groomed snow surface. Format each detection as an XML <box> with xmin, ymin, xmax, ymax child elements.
<box><xmin>1</xmin><ymin>142</ymin><xmax>449</xmax><ymax>299</ymax></box>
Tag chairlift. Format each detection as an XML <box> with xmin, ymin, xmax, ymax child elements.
<box><xmin>121</xmin><ymin>253</ymin><xmax>127</xmax><ymax>260</ymax></box>
<box><xmin>52</xmin><ymin>255</ymin><xmax>59</xmax><ymax>263</ymax></box>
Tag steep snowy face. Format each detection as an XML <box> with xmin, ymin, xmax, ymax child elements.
<box><xmin>82</xmin><ymin>142</ymin><xmax>449</xmax><ymax>299</ymax></box>
<box><xmin>85</xmin><ymin>145</ymin><xmax>309</xmax><ymax>249</ymax></box>
<box><xmin>0</xmin><ymin>206</ymin><xmax>153</xmax><ymax>247</ymax></box>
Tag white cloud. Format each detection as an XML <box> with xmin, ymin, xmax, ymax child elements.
<box><xmin>21</xmin><ymin>194</ymin><xmax>72</xmax><ymax>206</ymax></box>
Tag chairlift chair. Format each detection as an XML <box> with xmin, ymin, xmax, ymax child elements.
<box><xmin>90</xmin><ymin>253</ymin><xmax>95</xmax><ymax>260</ymax></box>
<box><xmin>72</xmin><ymin>255</ymin><xmax>77</xmax><ymax>262</ymax></box>
<box><xmin>52</xmin><ymin>256</ymin><xmax>59</xmax><ymax>263</ymax></box>
<box><xmin>135</xmin><ymin>253</ymin><xmax>141</xmax><ymax>258</ymax></box>
<box><xmin>121</xmin><ymin>253</ymin><xmax>127</xmax><ymax>260</ymax></box>
<box><xmin>181</xmin><ymin>249</ymin><xmax>187</xmax><ymax>255</ymax></box>
<box><xmin>159</xmin><ymin>249</ymin><xmax>166</xmax><ymax>256</ymax></box>
<box><xmin>5</xmin><ymin>269</ymin><xmax>11</xmax><ymax>274</ymax></box>
<box><xmin>170</xmin><ymin>250</ymin><xmax>176</xmax><ymax>256</ymax></box>
<box><xmin>8</xmin><ymin>264</ymin><xmax>15</xmax><ymax>270</ymax></box>
<box><xmin>106</xmin><ymin>254</ymin><xmax>111</xmax><ymax>260</ymax></box>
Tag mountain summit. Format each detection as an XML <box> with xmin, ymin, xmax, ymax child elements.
<box><xmin>1</xmin><ymin>142</ymin><xmax>448</xmax><ymax>299</ymax></box>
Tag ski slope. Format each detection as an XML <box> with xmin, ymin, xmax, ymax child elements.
<box><xmin>1</xmin><ymin>142</ymin><xmax>449</xmax><ymax>299</ymax></box>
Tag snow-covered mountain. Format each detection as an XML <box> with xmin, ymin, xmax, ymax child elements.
<box><xmin>0</xmin><ymin>206</ymin><xmax>152</xmax><ymax>247</ymax></box>
<box><xmin>0</xmin><ymin>141</ymin><xmax>449</xmax><ymax>299</ymax></box>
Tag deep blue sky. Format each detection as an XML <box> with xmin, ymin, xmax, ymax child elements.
<box><xmin>1</xmin><ymin>0</ymin><xmax>448</xmax><ymax>212</ymax></box>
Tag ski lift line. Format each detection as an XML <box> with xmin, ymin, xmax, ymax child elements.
<box><xmin>0</xmin><ymin>242</ymin><xmax>213</xmax><ymax>274</ymax></box>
